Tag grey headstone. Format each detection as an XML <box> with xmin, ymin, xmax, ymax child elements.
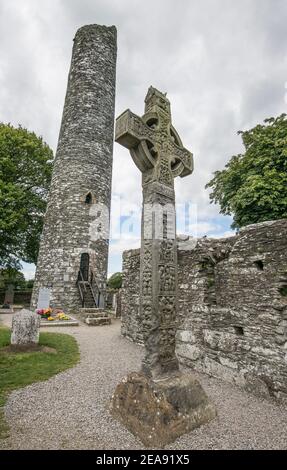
<box><xmin>37</xmin><ymin>287</ymin><xmax>51</xmax><ymax>310</ymax></box>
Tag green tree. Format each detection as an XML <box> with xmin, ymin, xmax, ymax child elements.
<box><xmin>0</xmin><ymin>123</ymin><xmax>53</xmax><ymax>268</ymax></box>
<box><xmin>0</xmin><ymin>268</ymin><xmax>26</xmax><ymax>291</ymax></box>
<box><xmin>107</xmin><ymin>272</ymin><xmax>122</xmax><ymax>290</ymax></box>
<box><xmin>26</xmin><ymin>279</ymin><xmax>34</xmax><ymax>290</ymax></box>
<box><xmin>206</xmin><ymin>114</ymin><xmax>287</xmax><ymax>228</ymax></box>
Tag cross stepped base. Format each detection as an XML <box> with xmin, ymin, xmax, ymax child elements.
<box><xmin>111</xmin><ymin>372</ymin><xmax>216</xmax><ymax>447</ymax></box>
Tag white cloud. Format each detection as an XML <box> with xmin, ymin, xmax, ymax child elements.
<box><xmin>1</xmin><ymin>0</ymin><xmax>286</xmax><ymax>275</ymax></box>
<box><xmin>209</xmin><ymin>230</ymin><xmax>236</xmax><ymax>239</ymax></box>
<box><xmin>21</xmin><ymin>262</ymin><xmax>36</xmax><ymax>280</ymax></box>
<box><xmin>109</xmin><ymin>238</ymin><xmax>140</xmax><ymax>256</ymax></box>
<box><xmin>186</xmin><ymin>222</ymin><xmax>221</xmax><ymax>237</ymax></box>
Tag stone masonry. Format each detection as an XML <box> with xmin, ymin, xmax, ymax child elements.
<box><xmin>31</xmin><ymin>25</ymin><xmax>117</xmax><ymax>314</ymax></box>
<box><xmin>121</xmin><ymin>218</ymin><xmax>287</xmax><ymax>402</ymax></box>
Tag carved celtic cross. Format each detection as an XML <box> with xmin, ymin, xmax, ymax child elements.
<box><xmin>116</xmin><ymin>87</ymin><xmax>193</xmax><ymax>379</ymax></box>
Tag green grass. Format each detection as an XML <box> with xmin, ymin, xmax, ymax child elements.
<box><xmin>0</xmin><ymin>327</ymin><xmax>80</xmax><ymax>439</ymax></box>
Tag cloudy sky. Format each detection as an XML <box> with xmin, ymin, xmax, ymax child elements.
<box><xmin>0</xmin><ymin>0</ymin><xmax>286</xmax><ymax>278</ymax></box>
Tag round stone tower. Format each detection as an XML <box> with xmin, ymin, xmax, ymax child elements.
<box><xmin>31</xmin><ymin>25</ymin><xmax>117</xmax><ymax>313</ymax></box>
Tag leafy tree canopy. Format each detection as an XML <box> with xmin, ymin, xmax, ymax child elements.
<box><xmin>26</xmin><ymin>279</ymin><xmax>34</xmax><ymax>290</ymax></box>
<box><xmin>0</xmin><ymin>267</ymin><xmax>26</xmax><ymax>290</ymax></box>
<box><xmin>107</xmin><ymin>272</ymin><xmax>122</xmax><ymax>290</ymax></box>
<box><xmin>0</xmin><ymin>123</ymin><xmax>53</xmax><ymax>268</ymax></box>
<box><xmin>206</xmin><ymin>114</ymin><xmax>287</xmax><ymax>229</ymax></box>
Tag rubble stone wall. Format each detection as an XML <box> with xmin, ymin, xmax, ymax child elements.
<box><xmin>121</xmin><ymin>219</ymin><xmax>287</xmax><ymax>401</ymax></box>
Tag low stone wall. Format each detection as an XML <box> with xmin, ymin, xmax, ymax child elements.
<box><xmin>0</xmin><ymin>290</ymin><xmax>32</xmax><ymax>307</ymax></box>
<box><xmin>121</xmin><ymin>219</ymin><xmax>287</xmax><ymax>401</ymax></box>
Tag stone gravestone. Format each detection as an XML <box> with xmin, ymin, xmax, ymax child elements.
<box><xmin>111</xmin><ymin>87</ymin><xmax>216</xmax><ymax>447</ymax></box>
<box><xmin>37</xmin><ymin>287</ymin><xmax>51</xmax><ymax>310</ymax></box>
<box><xmin>3</xmin><ymin>284</ymin><xmax>14</xmax><ymax>308</ymax></box>
<box><xmin>11</xmin><ymin>309</ymin><xmax>41</xmax><ymax>351</ymax></box>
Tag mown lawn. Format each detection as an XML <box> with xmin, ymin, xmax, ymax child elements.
<box><xmin>0</xmin><ymin>326</ymin><xmax>80</xmax><ymax>439</ymax></box>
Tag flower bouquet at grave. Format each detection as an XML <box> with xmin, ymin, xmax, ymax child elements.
<box><xmin>55</xmin><ymin>311</ymin><xmax>70</xmax><ymax>321</ymax></box>
<box><xmin>36</xmin><ymin>308</ymin><xmax>70</xmax><ymax>321</ymax></box>
<box><xmin>36</xmin><ymin>308</ymin><xmax>53</xmax><ymax>319</ymax></box>
<box><xmin>53</xmin><ymin>309</ymin><xmax>70</xmax><ymax>321</ymax></box>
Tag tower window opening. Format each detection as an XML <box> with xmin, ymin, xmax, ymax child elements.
<box><xmin>254</xmin><ymin>260</ymin><xmax>264</xmax><ymax>271</ymax></box>
<box><xmin>234</xmin><ymin>326</ymin><xmax>244</xmax><ymax>336</ymax></box>
<box><xmin>85</xmin><ymin>193</ymin><xmax>92</xmax><ymax>204</ymax></box>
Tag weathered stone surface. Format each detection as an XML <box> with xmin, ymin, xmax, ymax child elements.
<box><xmin>31</xmin><ymin>24</ymin><xmax>117</xmax><ymax>314</ymax></box>
<box><xmin>115</xmin><ymin>290</ymin><xmax>122</xmax><ymax>318</ymax></box>
<box><xmin>116</xmin><ymin>86</ymin><xmax>194</xmax><ymax>379</ymax></box>
<box><xmin>111</xmin><ymin>372</ymin><xmax>216</xmax><ymax>447</ymax></box>
<box><xmin>11</xmin><ymin>309</ymin><xmax>41</xmax><ymax>349</ymax></box>
<box><xmin>244</xmin><ymin>373</ymin><xmax>271</xmax><ymax>399</ymax></box>
<box><xmin>121</xmin><ymin>249</ymin><xmax>142</xmax><ymax>343</ymax></box>
<box><xmin>85</xmin><ymin>316</ymin><xmax>111</xmax><ymax>326</ymax></box>
<box><xmin>121</xmin><ymin>218</ymin><xmax>287</xmax><ymax>402</ymax></box>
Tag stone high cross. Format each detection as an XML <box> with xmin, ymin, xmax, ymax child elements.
<box><xmin>116</xmin><ymin>87</ymin><xmax>193</xmax><ymax>379</ymax></box>
<box><xmin>113</xmin><ymin>88</ymin><xmax>215</xmax><ymax>446</ymax></box>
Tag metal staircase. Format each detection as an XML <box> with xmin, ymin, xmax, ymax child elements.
<box><xmin>76</xmin><ymin>269</ymin><xmax>102</xmax><ymax>308</ymax></box>
<box><xmin>76</xmin><ymin>268</ymin><xmax>112</xmax><ymax>326</ymax></box>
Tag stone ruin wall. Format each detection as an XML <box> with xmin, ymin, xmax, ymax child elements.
<box><xmin>121</xmin><ymin>219</ymin><xmax>287</xmax><ymax>401</ymax></box>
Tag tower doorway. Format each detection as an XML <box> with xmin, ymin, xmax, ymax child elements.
<box><xmin>80</xmin><ymin>253</ymin><xmax>90</xmax><ymax>281</ymax></box>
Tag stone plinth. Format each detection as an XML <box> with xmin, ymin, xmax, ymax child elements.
<box><xmin>111</xmin><ymin>372</ymin><xmax>216</xmax><ymax>447</ymax></box>
<box><xmin>40</xmin><ymin>316</ymin><xmax>79</xmax><ymax>327</ymax></box>
<box><xmin>11</xmin><ymin>309</ymin><xmax>41</xmax><ymax>350</ymax></box>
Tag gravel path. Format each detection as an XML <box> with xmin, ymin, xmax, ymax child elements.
<box><xmin>1</xmin><ymin>314</ymin><xmax>287</xmax><ymax>450</ymax></box>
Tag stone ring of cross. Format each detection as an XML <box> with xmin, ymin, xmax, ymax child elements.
<box><xmin>115</xmin><ymin>87</ymin><xmax>194</xmax><ymax>183</ymax></box>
